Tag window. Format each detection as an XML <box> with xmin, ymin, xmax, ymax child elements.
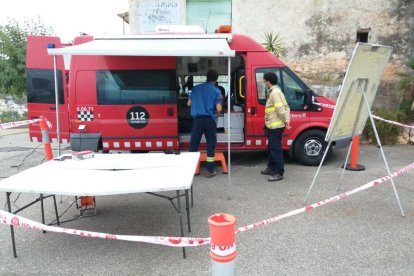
<box><xmin>255</xmin><ymin>67</ymin><xmax>307</xmax><ymax>110</ymax></box>
<box><xmin>280</xmin><ymin>68</ymin><xmax>306</xmax><ymax>110</ymax></box>
<box><xmin>187</xmin><ymin>0</ymin><xmax>232</xmax><ymax>33</ymax></box>
<box><xmin>255</xmin><ymin>68</ymin><xmax>282</xmax><ymax>104</ymax></box>
<box><xmin>26</xmin><ymin>69</ymin><xmax>64</xmax><ymax>104</ymax></box>
<box><xmin>96</xmin><ymin>70</ymin><xmax>177</xmax><ymax>105</ymax></box>
<box><xmin>356</xmin><ymin>28</ymin><xmax>370</xmax><ymax>43</ymax></box>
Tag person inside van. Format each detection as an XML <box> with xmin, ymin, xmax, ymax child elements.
<box><xmin>215</xmin><ymin>82</ymin><xmax>226</xmax><ymax>111</ymax></box>
<box><xmin>187</xmin><ymin>69</ymin><xmax>222</xmax><ymax>178</ymax></box>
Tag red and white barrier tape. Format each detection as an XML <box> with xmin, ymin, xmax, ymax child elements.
<box><xmin>1</xmin><ymin>162</ymin><xmax>413</xmax><ymax>246</ymax></box>
<box><xmin>0</xmin><ymin>209</ymin><xmax>209</xmax><ymax>247</ymax></box>
<box><xmin>313</xmin><ymin>102</ymin><xmax>414</xmax><ymax>130</ymax></box>
<box><xmin>313</xmin><ymin>102</ymin><xmax>336</xmax><ymax>109</ymax></box>
<box><xmin>0</xmin><ymin>119</ymin><xmax>40</xmax><ymax>130</ymax></box>
<box><xmin>372</xmin><ymin>115</ymin><xmax>414</xmax><ymax>130</ymax></box>
<box><xmin>235</xmin><ymin>162</ymin><xmax>414</xmax><ymax>234</ymax></box>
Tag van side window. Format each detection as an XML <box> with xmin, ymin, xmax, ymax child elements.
<box><xmin>96</xmin><ymin>70</ymin><xmax>177</xmax><ymax>105</ymax></box>
<box><xmin>26</xmin><ymin>69</ymin><xmax>64</xmax><ymax>104</ymax></box>
<box><xmin>255</xmin><ymin>67</ymin><xmax>307</xmax><ymax>110</ymax></box>
<box><xmin>255</xmin><ymin>68</ymin><xmax>282</xmax><ymax>105</ymax></box>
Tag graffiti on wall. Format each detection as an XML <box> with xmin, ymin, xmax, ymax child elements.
<box><xmin>138</xmin><ymin>1</ymin><xmax>180</xmax><ymax>32</ymax></box>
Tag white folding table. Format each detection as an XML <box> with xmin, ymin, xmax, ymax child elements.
<box><xmin>0</xmin><ymin>152</ymin><xmax>200</xmax><ymax>258</ymax></box>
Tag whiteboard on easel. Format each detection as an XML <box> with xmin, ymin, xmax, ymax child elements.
<box><xmin>325</xmin><ymin>43</ymin><xmax>393</xmax><ymax>142</ymax></box>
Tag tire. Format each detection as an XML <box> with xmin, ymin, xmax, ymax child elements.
<box><xmin>293</xmin><ymin>129</ymin><xmax>331</xmax><ymax>166</ymax></box>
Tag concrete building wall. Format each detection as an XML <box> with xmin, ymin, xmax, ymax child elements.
<box><xmin>234</xmin><ymin>0</ymin><xmax>412</xmax><ymax>58</ymax></box>
<box><xmin>232</xmin><ymin>0</ymin><xmax>414</xmax><ymax>85</ymax></box>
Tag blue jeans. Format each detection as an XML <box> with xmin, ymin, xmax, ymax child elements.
<box><xmin>267</xmin><ymin>127</ymin><xmax>285</xmax><ymax>175</ymax></box>
<box><xmin>189</xmin><ymin>116</ymin><xmax>217</xmax><ymax>172</ymax></box>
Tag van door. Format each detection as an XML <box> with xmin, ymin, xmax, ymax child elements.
<box><xmin>95</xmin><ymin>67</ymin><xmax>178</xmax><ymax>150</ymax></box>
<box><xmin>69</xmin><ymin>55</ymin><xmax>179</xmax><ymax>151</ymax></box>
<box><xmin>26</xmin><ymin>36</ymin><xmax>70</xmax><ymax>144</ymax></box>
<box><xmin>251</xmin><ymin>67</ymin><xmax>310</xmax><ymax>148</ymax></box>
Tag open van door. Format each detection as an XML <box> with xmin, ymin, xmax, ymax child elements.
<box><xmin>26</xmin><ymin>36</ymin><xmax>70</xmax><ymax>144</ymax></box>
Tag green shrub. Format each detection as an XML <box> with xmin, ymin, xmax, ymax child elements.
<box><xmin>363</xmin><ymin>108</ymin><xmax>405</xmax><ymax>145</ymax></box>
<box><xmin>0</xmin><ymin>111</ymin><xmax>27</xmax><ymax>122</ymax></box>
<box><xmin>397</xmin><ymin>57</ymin><xmax>414</xmax><ymax>122</ymax></box>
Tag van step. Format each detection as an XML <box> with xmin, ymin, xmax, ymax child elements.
<box><xmin>179</xmin><ymin>133</ymin><xmax>244</xmax><ymax>143</ymax></box>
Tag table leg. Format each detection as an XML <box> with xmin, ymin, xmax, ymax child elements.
<box><xmin>6</xmin><ymin>192</ymin><xmax>17</xmax><ymax>258</ymax></box>
<box><xmin>185</xmin><ymin>189</ymin><xmax>191</xmax><ymax>233</ymax></box>
<box><xmin>40</xmin><ymin>194</ymin><xmax>46</xmax><ymax>234</ymax></box>
<box><xmin>176</xmin><ymin>190</ymin><xmax>186</xmax><ymax>259</ymax></box>
<box><xmin>52</xmin><ymin>195</ymin><xmax>60</xmax><ymax>226</ymax></box>
<box><xmin>191</xmin><ymin>186</ymin><xmax>194</xmax><ymax>208</ymax></box>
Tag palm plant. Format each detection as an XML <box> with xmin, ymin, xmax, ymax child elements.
<box><xmin>262</xmin><ymin>31</ymin><xmax>286</xmax><ymax>58</ymax></box>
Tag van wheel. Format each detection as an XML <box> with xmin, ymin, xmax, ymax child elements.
<box><xmin>293</xmin><ymin>129</ymin><xmax>331</xmax><ymax>166</ymax></box>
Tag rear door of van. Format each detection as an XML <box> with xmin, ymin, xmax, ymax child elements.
<box><xmin>26</xmin><ymin>36</ymin><xmax>70</xmax><ymax>144</ymax></box>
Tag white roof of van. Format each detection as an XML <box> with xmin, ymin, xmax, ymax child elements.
<box><xmin>47</xmin><ymin>34</ymin><xmax>235</xmax><ymax>57</ymax></box>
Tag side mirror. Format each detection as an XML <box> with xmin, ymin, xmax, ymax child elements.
<box><xmin>305</xmin><ymin>89</ymin><xmax>313</xmax><ymax>107</ymax></box>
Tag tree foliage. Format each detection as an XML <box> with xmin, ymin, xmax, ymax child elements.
<box><xmin>0</xmin><ymin>17</ymin><xmax>53</xmax><ymax>98</ymax></box>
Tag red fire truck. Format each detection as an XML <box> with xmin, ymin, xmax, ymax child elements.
<box><xmin>26</xmin><ymin>31</ymin><xmax>336</xmax><ymax>166</ymax></box>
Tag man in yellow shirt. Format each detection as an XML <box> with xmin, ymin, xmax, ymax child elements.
<box><xmin>261</xmin><ymin>72</ymin><xmax>290</xmax><ymax>181</ymax></box>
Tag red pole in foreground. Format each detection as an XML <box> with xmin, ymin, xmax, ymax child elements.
<box><xmin>344</xmin><ymin>135</ymin><xmax>365</xmax><ymax>171</ymax></box>
<box><xmin>208</xmin><ymin>213</ymin><xmax>237</xmax><ymax>276</ymax></box>
<box><xmin>39</xmin><ymin>116</ymin><xmax>53</xmax><ymax>161</ymax></box>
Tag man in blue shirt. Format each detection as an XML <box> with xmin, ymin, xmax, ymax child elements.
<box><xmin>187</xmin><ymin>69</ymin><xmax>222</xmax><ymax>178</ymax></box>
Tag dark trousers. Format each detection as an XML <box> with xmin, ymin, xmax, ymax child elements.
<box><xmin>267</xmin><ymin>127</ymin><xmax>285</xmax><ymax>175</ymax></box>
<box><xmin>189</xmin><ymin>116</ymin><xmax>217</xmax><ymax>171</ymax></box>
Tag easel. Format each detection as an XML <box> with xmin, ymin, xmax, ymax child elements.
<box><xmin>304</xmin><ymin>78</ymin><xmax>405</xmax><ymax>216</ymax></box>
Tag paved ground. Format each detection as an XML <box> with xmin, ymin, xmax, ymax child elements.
<box><xmin>1</xmin><ymin>129</ymin><xmax>414</xmax><ymax>275</ymax></box>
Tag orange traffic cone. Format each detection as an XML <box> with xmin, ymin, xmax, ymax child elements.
<box><xmin>343</xmin><ymin>135</ymin><xmax>365</xmax><ymax>171</ymax></box>
<box><xmin>39</xmin><ymin>116</ymin><xmax>53</xmax><ymax>161</ymax></box>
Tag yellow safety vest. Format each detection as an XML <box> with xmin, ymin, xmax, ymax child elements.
<box><xmin>265</xmin><ymin>86</ymin><xmax>290</xmax><ymax>129</ymax></box>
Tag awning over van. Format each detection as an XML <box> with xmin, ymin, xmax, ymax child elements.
<box><xmin>47</xmin><ymin>36</ymin><xmax>235</xmax><ymax>57</ymax></box>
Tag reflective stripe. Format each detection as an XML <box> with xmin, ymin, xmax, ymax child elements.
<box><xmin>41</xmin><ymin>129</ymin><xmax>50</xmax><ymax>144</ymax></box>
<box><xmin>274</xmin><ymin>102</ymin><xmax>283</xmax><ymax>107</ymax></box>
<box><xmin>265</xmin><ymin>106</ymin><xmax>275</xmax><ymax>113</ymax></box>
<box><xmin>268</xmin><ymin>120</ymin><xmax>284</xmax><ymax>128</ymax></box>
<box><xmin>206</xmin><ymin>156</ymin><xmax>215</xmax><ymax>162</ymax></box>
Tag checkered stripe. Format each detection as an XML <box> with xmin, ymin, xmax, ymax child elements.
<box><xmin>77</xmin><ymin>111</ymin><xmax>94</xmax><ymax>121</ymax></box>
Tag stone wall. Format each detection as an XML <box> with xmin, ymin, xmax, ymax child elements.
<box><xmin>232</xmin><ymin>0</ymin><xmax>414</xmax><ymax>58</ymax></box>
<box><xmin>232</xmin><ymin>0</ymin><xmax>413</xmax><ymax>110</ymax></box>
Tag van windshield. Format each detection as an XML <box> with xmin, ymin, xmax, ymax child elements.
<box><xmin>96</xmin><ymin>69</ymin><xmax>177</xmax><ymax>105</ymax></box>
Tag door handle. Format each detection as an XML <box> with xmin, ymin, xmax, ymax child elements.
<box><xmin>251</xmin><ymin>107</ymin><xmax>257</xmax><ymax>115</ymax></box>
<box><xmin>49</xmin><ymin>106</ymin><xmax>56</xmax><ymax>110</ymax></box>
<box><xmin>167</xmin><ymin>108</ymin><xmax>174</xmax><ymax>116</ymax></box>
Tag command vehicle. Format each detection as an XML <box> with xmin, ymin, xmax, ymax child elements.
<box><xmin>26</xmin><ymin>30</ymin><xmax>336</xmax><ymax>166</ymax></box>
